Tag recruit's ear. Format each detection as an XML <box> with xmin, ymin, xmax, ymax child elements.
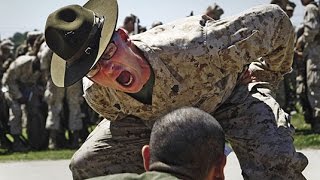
<box><xmin>141</xmin><ymin>145</ymin><xmax>150</xmax><ymax>171</ymax></box>
<box><xmin>206</xmin><ymin>155</ymin><xmax>227</xmax><ymax>180</ymax></box>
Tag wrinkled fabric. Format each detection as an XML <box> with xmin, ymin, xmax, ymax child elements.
<box><xmin>70</xmin><ymin>118</ymin><xmax>150</xmax><ymax>180</ymax></box>
<box><xmin>39</xmin><ymin>43</ymin><xmax>84</xmax><ymax>131</ymax></box>
<box><xmin>84</xmin><ymin>5</ymin><xmax>293</xmax><ymax>122</ymax></box>
<box><xmin>213</xmin><ymin>84</ymin><xmax>308</xmax><ymax>180</ymax></box>
<box><xmin>302</xmin><ymin>3</ymin><xmax>320</xmax><ymax>121</ymax></box>
<box><xmin>2</xmin><ymin>55</ymin><xmax>42</xmax><ymax>135</ymax></box>
<box><xmin>73</xmin><ymin>5</ymin><xmax>307</xmax><ymax>180</ymax></box>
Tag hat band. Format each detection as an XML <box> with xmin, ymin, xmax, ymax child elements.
<box><xmin>66</xmin><ymin>14</ymin><xmax>105</xmax><ymax>67</ymax></box>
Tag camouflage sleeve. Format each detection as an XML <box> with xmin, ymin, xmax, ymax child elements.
<box><xmin>208</xmin><ymin>4</ymin><xmax>294</xmax><ymax>86</ymax></box>
<box><xmin>2</xmin><ymin>61</ymin><xmax>23</xmax><ymax>99</ymax></box>
<box><xmin>38</xmin><ymin>43</ymin><xmax>53</xmax><ymax>72</ymax></box>
<box><xmin>303</xmin><ymin>4</ymin><xmax>320</xmax><ymax>43</ymax></box>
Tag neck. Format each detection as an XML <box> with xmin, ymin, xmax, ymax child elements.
<box><xmin>126</xmin><ymin>43</ymin><xmax>155</xmax><ymax>104</ymax></box>
<box><xmin>127</xmin><ymin>70</ymin><xmax>154</xmax><ymax>105</ymax></box>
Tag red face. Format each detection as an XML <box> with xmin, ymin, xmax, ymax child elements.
<box><xmin>87</xmin><ymin>29</ymin><xmax>151</xmax><ymax>93</ymax></box>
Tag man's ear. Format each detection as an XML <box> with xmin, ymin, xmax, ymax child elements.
<box><xmin>117</xmin><ymin>28</ymin><xmax>130</xmax><ymax>43</ymax></box>
<box><xmin>141</xmin><ymin>145</ymin><xmax>150</xmax><ymax>171</ymax></box>
<box><xmin>206</xmin><ymin>155</ymin><xmax>226</xmax><ymax>180</ymax></box>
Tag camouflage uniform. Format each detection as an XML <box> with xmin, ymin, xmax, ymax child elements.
<box><xmin>1</xmin><ymin>53</ymin><xmax>47</xmax><ymax>150</ymax></box>
<box><xmin>295</xmin><ymin>25</ymin><xmax>313</xmax><ymax>124</ymax></box>
<box><xmin>39</xmin><ymin>42</ymin><xmax>84</xmax><ymax>148</ymax></box>
<box><xmin>271</xmin><ymin>0</ymin><xmax>296</xmax><ymax>113</ymax></box>
<box><xmin>70</xmin><ymin>5</ymin><xmax>308</xmax><ymax>180</ymax></box>
<box><xmin>301</xmin><ymin>2</ymin><xmax>320</xmax><ymax>132</ymax></box>
<box><xmin>0</xmin><ymin>39</ymin><xmax>15</xmax><ymax>77</ymax></box>
<box><xmin>0</xmin><ymin>39</ymin><xmax>14</xmax><ymax>149</ymax></box>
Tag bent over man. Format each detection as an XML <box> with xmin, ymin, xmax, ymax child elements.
<box><xmin>45</xmin><ymin>0</ymin><xmax>308</xmax><ymax>179</ymax></box>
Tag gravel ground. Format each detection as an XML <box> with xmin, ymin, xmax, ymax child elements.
<box><xmin>0</xmin><ymin>149</ymin><xmax>319</xmax><ymax>180</ymax></box>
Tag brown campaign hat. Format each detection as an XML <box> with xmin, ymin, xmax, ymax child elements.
<box><xmin>45</xmin><ymin>0</ymin><xmax>118</xmax><ymax>87</ymax></box>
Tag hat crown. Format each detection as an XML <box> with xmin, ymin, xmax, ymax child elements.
<box><xmin>45</xmin><ymin>0</ymin><xmax>118</xmax><ymax>88</ymax></box>
<box><xmin>45</xmin><ymin>5</ymin><xmax>95</xmax><ymax>60</ymax></box>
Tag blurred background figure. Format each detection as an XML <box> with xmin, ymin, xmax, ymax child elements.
<box><xmin>294</xmin><ymin>24</ymin><xmax>313</xmax><ymax>129</ymax></box>
<box><xmin>205</xmin><ymin>3</ymin><xmax>224</xmax><ymax>20</ymax></box>
<box><xmin>1</xmin><ymin>31</ymin><xmax>47</xmax><ymax>152</ymax></box>
<box><xmin>38</xmin><ymin>41</ymin><xmax>85</xmax><ymax>150</ymax></box>
<box><xmin>121</xmin><ymin>14</ymin><xmax>136</xmax><ymax>35</ymax></box>
<box><xmin>286</xmin><ymin>1</ymin><xmax>297</xmax><ymax>18</ymax></box>
<box><xmin>120</xmin><ymin>14</ymin><xmax>146</xmax><ymax>35</ymax></box>
<box><xmin>296</xmin><ymin>0</ymin><xmax>320</xmax><ymax>133</ymax></box>
<box><xmin>0</xmin><ymin>39</ymin><xmax>15</xmax><ymax>76</ymax></box>
<box><xmin>0</xmin><ymin>39</ymin><xmax>15</xmax><ymax>150</ymax></box>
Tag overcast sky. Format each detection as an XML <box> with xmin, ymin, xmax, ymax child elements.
<box><xmin>0</xmin><ymin>0</ymin><xmax>305</xmax><ymax>39</ymax></box>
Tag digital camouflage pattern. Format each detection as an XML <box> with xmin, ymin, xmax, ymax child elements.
<box><xmin>72</xmin><ymin>5</ymin><xmax>307</xmax><ymax>180</ymax></box>
<box><xmin>302</xmin><ymin>2</ymin><xmax>320</xmax><ymax>130</ymax></box>
<box><xmin>0</xmin><ymin>39</ymin><xmax>14</xmax><ymax>78</ymax></box>
<box><xmin>84</xmin><ymin>4</ymin><xmax>293</xmax><ymax>124</ymax></box>
<box><xmin>213</xmin><ymin>84</ymin><xmax>308</xmax><ymax>179</ymax></box>
<box><xmin>38</xmin><ymin>43</ymin><xmax>84</xmax><ymax>131</ymax></box>
<box><xmin>2</xmin><ymin>55</ymin><xmax>42</xmax><ymax>135</ymax></box>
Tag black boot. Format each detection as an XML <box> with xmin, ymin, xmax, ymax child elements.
<box><xmin>12</xmin><ymin>135</ymin><xmax>29</xmax><ymax>152</ymax></box>
<box><xmin>48</xmin><ymin>130</ymin><xmax>58</xmax><ymax>150</ymax></box>
<box><xmin>312</xmin><ymin>122</ymin><xmax>320</xmax><ymax>134</ymax></box>
<box><xmin>0</xmin><ymin>131</ymin><xmax>12</xmax><ymax>149</ymax></box>
<box><xmin>69</xmin><ymin>130</ymin><xmax>80</xmax><ymax>149</ymax></box>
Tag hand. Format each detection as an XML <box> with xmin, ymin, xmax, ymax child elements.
<box><xmin>239</xmin><ymin>69</ymin><xmax>257</xmax><ymax>85</ymax></box>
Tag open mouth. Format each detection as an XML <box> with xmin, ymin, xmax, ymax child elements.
<box><xmin>116</xmin><ymin>70</ymin><xmax>134</xmax><ymax>87</ymax></box>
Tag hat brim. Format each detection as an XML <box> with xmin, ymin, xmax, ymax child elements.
<box><xmin>51</xmin><ymin>0</ymin><xmax>118</xmax><ymax>87</ymax></box>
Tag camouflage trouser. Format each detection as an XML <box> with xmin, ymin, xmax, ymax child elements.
<box><xmin>213</xmin><ymin>84</ymin><xmax>308</xmax><ymax>179</ymax></box>
<box><xmin>7</xmin><ymin>99</ymin><xmax>23</xmax><ymax>135</ymax></box>
<box><xmin>296</xmin><ymin>53</ymin><xmax>312</xmax><ymax>124</ymax></box>
<box><xmin>69</xmin><ymin>84</ymin><xmax>308</xmax><ymax>180</ymax></box>
<box><xmin>5</xmin><ymin>87</ymin><xmax>48</xmax><ymax>150</ymax></box>
<box><xmin>45</xmin><ymin>81</ymin><xmax>83</xmax><ymax>131</ymax></box>
<box><xmin>306</xmin><ymin>58</ymin><xmax>320</xmax><ymax>124</ymax></box>
<box><xmin>70</xmin><ymin>117</ymin><xmax>150</xmax><ymax>180</ymax></box>
<box><xmin>275</xmin><ymin>73</ymin><xmax>297</xmax><ymax>113</ymax></box>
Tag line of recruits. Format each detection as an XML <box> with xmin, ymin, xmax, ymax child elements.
<box><xmin>272</xmin><ymin>0</ymin><xmax>320</xmax><ymax>133</ymax></box>
<box><xmin>0</xmin><ymin>31</ymin><xmax>102</xmax><ymax>152</ymax></box>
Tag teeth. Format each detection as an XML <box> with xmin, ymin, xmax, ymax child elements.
<box><xmin>124</xmin><ymin>75</ymin><xmax>133</xmax><ymax>86</ymax></box>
